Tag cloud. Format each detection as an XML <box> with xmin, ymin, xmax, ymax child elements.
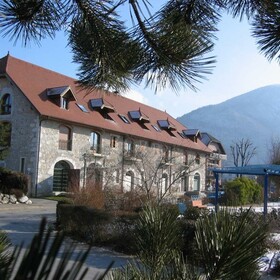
<box><xmin>123</xmin><ymin>89</ymin><xmax>150</xmax><ymax>105</ymax></box>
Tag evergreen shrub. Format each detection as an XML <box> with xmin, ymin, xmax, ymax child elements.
<box><xmin>0</xmin><ymin>167</ymin><xmax>28</xmax><ymax>194</ymax></box>
<box><xmin>224</xmin><ymin>177</ymin><xmax>263</xmax><ymax>206</ymax></box>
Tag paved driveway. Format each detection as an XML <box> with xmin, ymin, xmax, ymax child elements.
<box><xmin>0</xmin><ymin>198</ymin><xmax>131</xmax><ymax>278</ymax></box>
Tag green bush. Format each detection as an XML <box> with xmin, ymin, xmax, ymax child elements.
<box><xmin>224</xmin><ymin>177</ymin><xmax>263</xmax><ymax>206</ymax></box>
<box><xmin>0</xmin><ymin>167</ymin><xmax>28</xmax><ymax>194</ymax></box>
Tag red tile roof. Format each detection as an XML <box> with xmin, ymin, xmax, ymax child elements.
<box><xmin>0</xmin><ymin>54</ymin><xmax>211</xmax><ymax>153</ymax></box>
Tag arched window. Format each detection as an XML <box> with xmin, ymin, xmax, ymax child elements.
<box><xmin>90</xmin><ymin>131</ymin><xmax>101</xmax><ymax>153</ymax></box>
<box><xmin>59</xmin><ymin>125</ymin><xmax>72</xmax><ymax>150</ymax></box>
<box><xmin>1</xmin><ymin>94</ymin><xmax>11</xmax><ymax>115</ymax></box>
<box><xmin>53</xmin><ymin>161</ymin><xmax>70</xmax><ymax>192</ymax></box>
<box><xmin>193</xmin><ymin>173</ymin><xmax>200</xmax><ymax>191</ymax></box>
<box><xmin>124</xmin><ymin>170</ymin><xmax>134</xmax><ymax>192</ymax></box>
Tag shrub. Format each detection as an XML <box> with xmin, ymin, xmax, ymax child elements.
<box><xmin>195</xmin><ymin>209</ymin><xmax>269</xmax><ymax>279</ymax></box>
<box><xmin>0</xmin><ymin>230</ymin><xmax>10</xmax><ymax>269</ymax></box>
<box><xmin>105</xmin><ymin>211</ymin><xmax>139</xmax><ymax>254</ymax></box>
<box><xmin>224</xmin><ymin>177</ymin><xmax>263</xmax><ymax>206</ymax></box>
<box><xmin>56</xmin><ymin>203</ymin><xmax>111</xmax><ymax>243</ymax></box>
<box><xmin>0</xmin><ymin>167</ymin><xmax>28</xmax><ymax>194</ymax></box>
<box><xmin>68</xmin><ymin>183</ymin><xmax>105</xmax><ymax>209</ymax></box>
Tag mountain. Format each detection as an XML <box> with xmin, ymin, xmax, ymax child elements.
<box><xmin>177</xmin><ymin>85</ymin><xmax>280</xmax><ymax>165</ymax></box>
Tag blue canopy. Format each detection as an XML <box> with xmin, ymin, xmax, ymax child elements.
<box><xmin>210</xmin><ymin>164</ymin><xmax>280</xmax><ymax>215</ymax></box>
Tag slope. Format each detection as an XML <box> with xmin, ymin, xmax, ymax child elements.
<box><xmin>177</xmin><ymin>85</ymin><xmax>280</xmax><ymax>165</ymax></box>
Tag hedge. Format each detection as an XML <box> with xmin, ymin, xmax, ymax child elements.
<box><xmin>0</xmin><ymin>167</ymin><xmax>28</xmax><ymax>195</ymax></box>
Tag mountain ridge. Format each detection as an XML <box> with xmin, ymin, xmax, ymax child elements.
<box><xmin>177</xmin><ymin>84</ymin><xmax>280</xmax><ymax>165</ymax></box>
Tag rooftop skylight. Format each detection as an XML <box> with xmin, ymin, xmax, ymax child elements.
<box><xmin>76</xmin><ymin>103</ymin><xmax>89</xmax><ymax>113</ymax></box>
<box><xmin>119</xmin><ymin>114</ymin><xmax>130</xmax><ymax>124</ymax></box>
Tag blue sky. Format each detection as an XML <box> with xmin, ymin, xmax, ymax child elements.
<box><xmin>1</xmin><ymin>5</ymin><xmax>280</xmax><ymax>118</ymax></box>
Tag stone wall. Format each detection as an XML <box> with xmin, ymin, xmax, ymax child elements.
<box><xmin>0</xmin><ymin>77</ymin><xmax>40</xmax><ymax>196</ymax></box>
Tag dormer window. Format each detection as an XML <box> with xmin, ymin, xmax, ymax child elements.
<box><xmin>90</xmin><ymin>98</ymin><xmax>115</xmax><ymax>112</ymax></box>
<box><xmin>158</xmin><ymin>119</ymin><xmax>175</xmax><ymax>130</ymax></box>
<box><xmin>129</xmin><ymin>109</ymin><xmax>150</xmax><ymax>129</ymax></box>
<box><xmin>89</xmin><ymin>98</ymin><xmax>114</xmax><ymax>120</ymax></box>
<box><xmin>47</xmin><ymin>86</ymin><xmax>76</xmax><ymax>109</ymax></box>
<box><xmin>157</xmin><ymin>119</ymin><xmax>176</xmax><ymax>136</ymax></box>
<box><xmin>182</xmin><ymin>129</ymin><xmax>201</xmax><ymax>143</ymax></box>
<box><xmin>129</xmin><ymin>110</ymin><xmax>150</xmax><ymax>123</ymax></box>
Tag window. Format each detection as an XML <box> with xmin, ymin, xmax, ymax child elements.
<box><xmin>195</xmin><ymin>154</ymin><xmax>200</xmax><ymax>164</ymax></box>
<box><xmin>193</xmin><ymin>173</ymin><xmax>200</xmax><ymax>191</ymax></box>
<box><xmin>1</xmin><ymin>94</ymin><xmax>11</xmax><ymax>115</ymax></box>
<box><xmin>126</xmin><ymin>139</ymin><xmax>135</xmax><ymax>155</ymax></box>
<box><xmin>184</xmin><ymin>153</ymin><xmax>189</xmax><ymax>165</ymax></box>
<box><xmin>59</xmin><ymin>125</ymin><xmax>72</xmax><ymax>150</ymax></box>
<box><xmin>110</xmin><ymin>136</ymin><xmax>117</xmax><ymax>148</ymax></box>
<box><xmin>152</xmin><ymin>125</ymin><xmax>161</xmax><ymax>132</ymax></box>
<box><xmin>123</xmin><ymin>170</ymin><xmax>134</xmax><ymax>192</ymax></box>
<box><xmin>61</xmin><ymin>97</ymin><xmax>69</xmax><ymax>109</ymax></box>
<box><xmin>20</xmin><ymin>157</ymin><xmax>25</xmax><ymax>173</ymax></box>
<box><xmin>90</xmin><ymin>131</ymin><xmax>101</xmax><ymax>153</ymax></box>
<box><xmin>163</xmin><ymin>147</ymin><xmax>170</xmax><ymax>162</ymax></box>
<box><xmin>181</xmin><ymin>173</ymin><xmax>189</xmax><ymax>192</ymax></box>
<box><xmin>119</xmin><ymin>114</ymin><xmax>130</xmax><ymax>124</ymax></box>
<box><xmin>115</xmin><ymin>169</ymin><xmax>120</xmax><ymax>183</ymax></box>
<box><xmin>76</xmin><ymin>103</ymin><xmax>89</xmax><ymax>113</ymax></box>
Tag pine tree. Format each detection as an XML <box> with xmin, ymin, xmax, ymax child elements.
<box><xmin>0</xmin><ymin>1</ymin><xmax>279</xmax><ymax>92</ymax></box>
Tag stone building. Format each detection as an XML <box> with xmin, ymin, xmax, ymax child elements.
<box><xmin>0</xmin><ymin>54</ymin><xmax>214</xmax><ymax>198</ymax></box>
<box><xmin>200</xmin><ymin>132</ymin><xmax>227</xmax><ymax>190</ymax></box>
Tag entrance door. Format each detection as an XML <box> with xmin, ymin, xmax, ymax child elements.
<box><xmin>53</xmin><ymin>161</ymin><xmax>70</xmax><ymax>192</ymax></box>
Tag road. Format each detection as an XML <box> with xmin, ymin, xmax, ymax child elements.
<box><xmin>0</xmin><ymin>198</ymin><xmax>132</xmax><ymax>279</ymax></box>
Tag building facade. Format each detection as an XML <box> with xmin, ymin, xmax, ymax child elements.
<box><xmin>0</xmin><ymin>55</ymin><xmax>215</xmax><ymax>198</ymax></box>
